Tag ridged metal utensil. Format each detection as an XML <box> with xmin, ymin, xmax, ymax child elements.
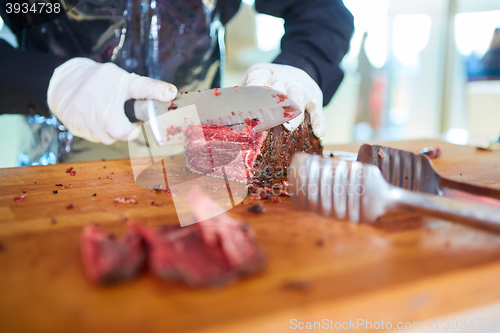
<box><xmin>356</xmin><ymin>144</ymin><xmax>500</xmax><ymax>206</ymax></box>
<box><xmin>289</xmin><ymin>153</ymin><xmax>500</xmax><ymax>233</ymax></box>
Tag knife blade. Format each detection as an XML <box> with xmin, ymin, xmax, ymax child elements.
<box><xmin>125</xmin><ymin>86</ymin><xmax>302</xmax><ymax>146</ymax></box>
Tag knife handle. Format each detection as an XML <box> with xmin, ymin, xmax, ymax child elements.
<box><xmin>124</xmin><ymin>99</ymin><xmax>149</xmax><ymax>123</ymax></box>
<box><xmin>124</xmin><ymin>99</ymin><xmax>139</xmax><ymax>122</ymax></box>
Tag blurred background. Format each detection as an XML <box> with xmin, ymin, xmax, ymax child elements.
<box><xmin>222</xmin><ymin>0</ymin><xmax>500</xmax><ymax>147</ymax></box>
<box><xmin>1</xmin><ymin>0</ymin><xmax>500</xmax><ymax>168</ymax></box>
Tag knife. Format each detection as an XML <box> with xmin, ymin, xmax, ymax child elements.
<box><xmin>124</xmin><ymin>86</ymin><xmax>302</xmax><ymax>146</ymax></box>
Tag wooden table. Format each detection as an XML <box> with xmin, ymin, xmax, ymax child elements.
<box><xmin>1</xmin><ymin>140</ymin><xmax>500</xmax><ymax>332</ymax></box>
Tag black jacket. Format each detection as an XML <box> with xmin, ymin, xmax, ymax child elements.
<box><xmin>0</xmin><ymin>0</ymin><xmax>354</xmax><ymax>117</ymax></box>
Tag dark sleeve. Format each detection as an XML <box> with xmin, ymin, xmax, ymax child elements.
<box><xmin>0</xmin><ymin>39</ymin><xmax>68</xmax><ymax>116</ymax></box>
<box><xmin>255</xmin><ymin>0</ymin><xmax>354</xmax><ymax>105</ymax></box>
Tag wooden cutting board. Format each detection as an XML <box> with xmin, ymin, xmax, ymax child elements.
<box><xmin>1</xmin><ymin>140</ymin><xmax>500</xmax><ymax>333</ymax></box>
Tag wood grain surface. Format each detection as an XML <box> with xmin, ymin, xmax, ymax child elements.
<box><xmin>1</xmin><ymin>140</ymin><xmax>500</xmax><ymax>333</ymax></box>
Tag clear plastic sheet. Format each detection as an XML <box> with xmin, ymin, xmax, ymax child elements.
<box><xmin>17</xmin><ymin>115</ymin><xmax>73</xmax><ymax>166</ymax></box>
<box><xmin>128</xmin><ymin>104</ymin><xmax>248</xmax><ymax>226</ymax></box>
<box><xmin>16</xmin><ymin>0</ymin><xmax>222</xmax><ymax>165</ymax></box>
<box><xmin>61</xmin><ymin>0</ymin><xmax>221</xmax><ymax>91</ymax></box>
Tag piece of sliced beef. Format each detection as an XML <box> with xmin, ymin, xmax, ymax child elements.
<box><xmin>184</xmin><ymin>119</ymin><xmax>267</xmax><ymax>183</ymax></box>
<box><xmin>187</xmin><ymin>189</ymin><xmax>265</xmax><ymax>272</ymax></box>
<box><xmin>81</xmin><ymin>225</ymin><xmax>145</xmax><ymax>284</ymax></box>
<box><xmin>129</xmin><ymin>190</ymin><xmax>266</xmax><ymax>287</ymax></box>
<box><xmin>184</xmin><ymin>113</ymin><xmax>322</xmax><ymax>183</ymax></box>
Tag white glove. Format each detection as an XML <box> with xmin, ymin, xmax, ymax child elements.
<box><xmin>47</xmin><ymin>58</ymin><xmax>178</xmax><ymax>144</ymax></box>
<box><xmin>238</xmin><ymin>63</ymin><xmax>325</xmax><ymax>138</ymax></box>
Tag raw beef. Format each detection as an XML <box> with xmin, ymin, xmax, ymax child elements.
<box><xmin>81</xmin><ymin>225</ymin><xmax>145</xmax><ymax>284</ymax></box>
<box><xmin>129</xmin><ymin>190</ymin><xmax>266</xmax><ymax>287</ymax></box>
<box><xmin>184</xmin><ymin>118</ymin><xmax>267</xmax><ymax>183</ymax></box>
<box><xmin>80</xmin><ymin>192</ymin><xmax>265</xmax><ymax>287</ymax></box>
<box><xmin>184</xmin><ymin>113</ymin><xmax>322</xmax><ymax>183</ymax></box>
<box><xmin>282</xmin><ymin>106</ymin><xmax>296</xmax><ymax>118</ymax></box>
<box><xmin>187</xmin><ymin>189</ymin><xmax>265</xmax><ymax>271</ymax></box>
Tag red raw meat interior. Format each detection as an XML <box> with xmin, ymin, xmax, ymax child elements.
<box><xmin>273</xmin><ymin>93</ymin><xmax>287</xmax><ymax>103</ymax></box>
<box><xmin>184</xmin><ymin>111</ymin><xmax>323</xmax><ymax>183</ymax></box>
<box><xmin>282</xmin><ymin>106</ymin><xmax>296</xmax><ymax>118</ymax></box>
<box><xmin>184</xmin><ymin>118</ymin><xmax>267</xmax><ymax>183</ymax></box>
<box><xmin>81</xmin><ymin>191</ymin><xmax>265</xmax><ymax>286</ymax></box>
<box><xmin>81</xmin><ymin>225</ymin><xmax>145</xmax><ymax>284</ymax></box>
<box><xmin>129</xmin><ymin>190</ymin><xmax>265</xmax><ymax>287</ymax></box>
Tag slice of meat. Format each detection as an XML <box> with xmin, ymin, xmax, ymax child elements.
<box><xmin>184</xmin><ymin>113</ymin><xmax>322</xmax><ymax>183</ymax></box>
<box><xmin>184</xmin><ymin>118</ymin><xmax>267</xmax><ymax>183</ymax></box>
<box><xmin>129</xmin><ymin>223</ymin><xmax>237</xmax><ymax>287</ymax></box>
<box><xmin>81</xmin><ymin>225</ymin><xmax>145</xmax><ymax>284</ymax></box>
<box><xmin>187</xmin><ymin>189</ymin><xmax>265</xmax><ymax>272</ymax></box>
<box><xmin>129</xmin><ymin>190</ymin><xmax>266</xmax><ymax>287</ymax></box>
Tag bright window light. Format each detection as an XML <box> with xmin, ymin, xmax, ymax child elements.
<box><xmin>364</xmin><ymin>18</ymin><xmax>389</xmax><ymax>69</ymax></box>
<box><xmin>0</xmin><ymin>16</ymin><xmax>3</xmax><ymax>31</ymax></box>
<box><xmin>392</xmin><ymin>14</ymin><xmax>432</xmax><ymax>67</ymax></box>
<box><xmin>342</xmin><ymin>0</ymin><xmax>389</xmax><ymax>69</ymax></box>
<box><xmin>389</xmin><ymin>107</ymin><xmax>410</xmax><ymax>125</ymax></box>
<box><xmin>255</xmin><ymin>14</ymin><xmax>284</xmax><ymax>52</ymax></box>
<box><xmin>455</xmin><ymin>11</ymin><xmax>500</xmax><ymax>56</ymax></box>
<box><xmin>445</xmin><ymin>128</ymin><xmax>469</xmax><ymax>145</ymax></box>
<box><xmin>242</xmin><ymin>0</ymin><xmax>255</xmax><ymax>5</ymax></box>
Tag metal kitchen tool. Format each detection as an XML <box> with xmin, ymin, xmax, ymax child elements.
<box><xmin>125</xmin><ymin>86</ymin><xmax>303</xmax><ymax>146</ymax></box>
<box><xmin>356</xmin><ymin>144</ymin><xmax>500</xmax><ymax>206</ymax></box>
<box><xmin>288</xmin><ymin>153</ymin><xmax>500</xmax><ymax>233</ymax></box>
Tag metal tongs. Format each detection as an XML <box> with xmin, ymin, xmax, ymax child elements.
<box><xmin>289</xmin><ymin>154</ymin><xmax>500</xmax><ymax>233</ymax></box>
<box><xmin>356</xmin><ymin>144</ymin><xmax>500</xmax><ymax>207</ymax></box>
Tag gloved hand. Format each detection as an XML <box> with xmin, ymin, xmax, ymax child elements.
<box><xmin>47</xmin><ymin>58</ymin><xmax>178</xmax><ymax>144</ymax></box>
<box><xmin>238</xmin><ymin>63</ymin><xmax>325</xmax><ymax>138</ymax></box>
